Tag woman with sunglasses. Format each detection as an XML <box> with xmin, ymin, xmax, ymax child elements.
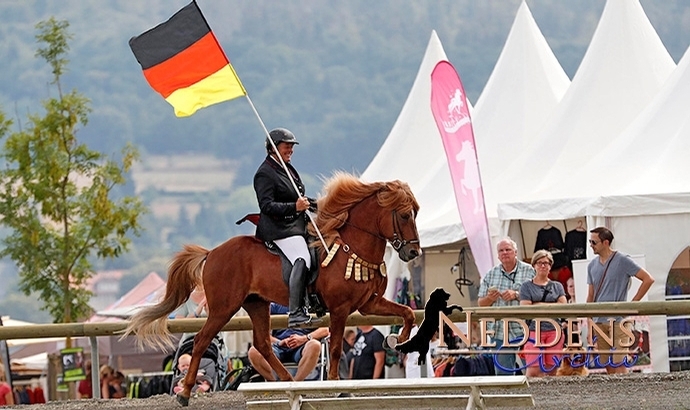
<box><xmin>519</xmin><ymin>250</ymin><xmax>567</xmax><ymax>377</ymax></box>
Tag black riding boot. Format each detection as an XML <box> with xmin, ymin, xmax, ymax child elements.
<box><xmin>288</xmin><ymin>258</ymin><xmax>312</xmax><ymax>328</ymax></box>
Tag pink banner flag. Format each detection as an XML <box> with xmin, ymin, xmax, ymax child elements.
<box><xmin>430</xmin><ymin>60</ymin><xmax>494</xmax><ymax>276</ymax></box>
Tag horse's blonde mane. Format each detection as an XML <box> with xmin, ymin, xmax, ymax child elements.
<box><xmin>309</xmin><ymin>172</ymin><xmax>419</xmax><ymax>250</ymax></box>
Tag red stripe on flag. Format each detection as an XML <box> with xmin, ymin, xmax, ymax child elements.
<box><xmin>142</xmin><ymin>32</ymin><xmax>229</xmax><ymax>98</ymax></box>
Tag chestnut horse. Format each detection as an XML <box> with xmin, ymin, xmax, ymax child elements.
<box><xmin>124</xmin><ymin>172</ymin><xmax>421</xmax><ymax>406</ymax></box>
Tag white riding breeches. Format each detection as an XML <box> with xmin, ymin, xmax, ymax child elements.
<box><xmin>273</xmin><ymin>235</ymin><xmax>311</xmax><ymax>270</ymax></box>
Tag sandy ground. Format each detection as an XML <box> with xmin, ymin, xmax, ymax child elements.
<box><xmin>5</xmin><ymin>371</ymin><xmax>690</xmax><ymax>409</ymax></box>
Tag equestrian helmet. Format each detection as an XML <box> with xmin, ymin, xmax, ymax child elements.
<box><xmin>266</xmin><ymin>128</ymin><xmax>299</xmax><ymax>150</ymax></box>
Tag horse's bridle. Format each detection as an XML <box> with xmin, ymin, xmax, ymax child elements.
<box><xmin>320</xmin><ymin>208</ymin><xmax>419</xmax><ymax>251</ymax></box>
<box><xmin>387</xmin><ymin>209</ymin><xmax>420</xmax><ymax>252</ymax></box>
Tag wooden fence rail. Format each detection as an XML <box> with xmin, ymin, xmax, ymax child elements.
<box><xmin>2</xmin><ymin>299</ymin><xmax>690</xmax><ymax>401</ymax></box>
<box><xmin>2</xmin><ymin>299</ymin><xmax>689</xmax><ymax>341</ymax></box>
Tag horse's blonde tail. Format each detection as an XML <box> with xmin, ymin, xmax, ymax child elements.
<box><xmin>122</xmin><ymin>244</ymin><xmax>209</xmax><ymax>351</ymax></box>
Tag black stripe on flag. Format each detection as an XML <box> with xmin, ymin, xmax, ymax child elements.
<box><xmin>129</xmin><ymin>1</ymin><xmax>210</xmax><ymax>70</ymax></box>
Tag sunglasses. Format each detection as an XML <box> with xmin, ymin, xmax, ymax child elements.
<box><xmin>589</xmin><ymin>240</ymin><xmax>600</xmax><ymax>245</ymax></box>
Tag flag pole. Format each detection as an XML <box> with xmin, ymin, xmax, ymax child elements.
<box><xmin>243</xmin><ymin>95</ymin><xmax>330</xmax><ymax>251</ymax></box>
<box><xmin>131</xmin><ymin>1</ymin><xmax>329</xmax><ymax>250</ymax></box>
<box><xmin>196</xmin><ymin>6</ymin><xmax>329</xmax><ymax>251</ymax></box>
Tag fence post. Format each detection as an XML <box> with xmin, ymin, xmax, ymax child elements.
<box><xmin>90</xmin><ymin>336</ymin><xmax>100</xmax><ymax>399</ymax></box>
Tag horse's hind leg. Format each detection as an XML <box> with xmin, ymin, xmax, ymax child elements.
<box><xmin>244</xmin><ymin>299</ymin><xmax>293</xmax><ymax>381</ymax></box>
<box><xmin>358</xmin><ymin>298</ymin><xmax>416</xmax><ymax>344</ymax></box>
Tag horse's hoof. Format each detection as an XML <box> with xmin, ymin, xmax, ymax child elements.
<box><xmin>176</xmin><ymin>394</ymin><xmax>190</xmax><ymax>407</ymax></box>
<box><xmin>385</xmin><ymin>333</ymin><xmax>399</xmax><ymax>349</ymax></box>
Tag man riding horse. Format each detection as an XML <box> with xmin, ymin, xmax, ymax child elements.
<box><xmin>124</xmin><ymin>133</ymin><xmax>422</xmax><ymax>406</ymax></box>
<box><xmin>253</xmin><ymin>128</ymin><xmax>319</xmax><ymax>328</ymax></box>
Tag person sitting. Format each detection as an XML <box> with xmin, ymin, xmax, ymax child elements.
<box><xmin>172</xmin><ymin>354</ymin><xmax>212</xmax><ymax>394</ymax></box>
<box><xmin>248</xmin><ymin>303</ymin><xmax>329</xmax><ymax>381</ymax></box>
<box><xmin>100</xmin><ymin>365</ymin><xmax>125</xmax><ymax>399</ymax></box>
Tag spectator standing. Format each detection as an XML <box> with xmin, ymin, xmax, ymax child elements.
<box><xmin>0</xmin><ymin>368</ymin><xmax>14</xmax><ymax>406</ymax></box>
<box><xmin>339</xmin><ymin>327</ymin><xmax>357</xmax><ymax>379</ymax></box>
<box><xmin>77</xmin><ymin>360</ymin><xmax>93</xmax><ymax>399</ymax></box>
<box><xmin>565</xmin><ymin>277</ymin><xmax>587</xmax><ymax>347</ymax></box>
<box><xmin>478</xmin><ymin>237</ymin><xmax>536</xmax><ymax>375</ymax></box>
<box><xmin>248</xmin><ymin>303</ymin><xmax>328</xmax><ymax>381</ymax></box>
<box><xmin>173</xmin><ymin>284</ymin><xmax>208</xmax><ymax>341</ymax></box>
<box><xmin>404</xmin><ymin>326</ymin><xmax>437</xmax><ymax>378</ymax></box>
<box><xmin>349</xmin><ymin>325</ymin><xmax>385</xmax><ymax>379</ymax></box>
<box><xmin>343</xmin><ymin>327</ymin><xmax>357</xmax><ymax>355</ymax></box>
<box><xmin>586</xmin><ymin>227</ymin><xmax>654</xmax><ymax>374</ymax></box>
<box><xmin>174</xmin><ymin>285</ymin><xmax>207</xmax><ymax>319</ymax></box>
<box><xmin>519</xmin><ymin>250</ymin><xmax>567</xmax><ymax>377</ymax></box>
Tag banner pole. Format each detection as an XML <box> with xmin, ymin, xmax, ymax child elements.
<box><xmin>243</xmin><ymin>95</ymin><xmax>329</xmax><ymax>251</ymax></box>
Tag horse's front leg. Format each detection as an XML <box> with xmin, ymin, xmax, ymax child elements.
<box><xmin>327</xmin><ymin>310</ymin><xmax>348</xmax><ymax>380</ymax></box>
<box><xmin>358</xmin><ymin>297</ymin><xmax>415</xmax><ymax>344</ymax></box>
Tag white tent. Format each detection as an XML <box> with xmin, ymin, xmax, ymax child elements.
<box><xmin>11</xmin><ymin>352</ymin><xmax>48</xmax><ymax>371</ymax></box>
<box><xmin>496</xmin><ymin>0</ymin><xmax>675</xmax><ymax>205</ymax></box>
<box><xmin>497</xmin><ymin>0</ymin><xmax>684</xmax><ymax>373</ymax></box>
<box><xmin>361</xmin><ymin>30</ymin><xmax>454</xmax><ymax>300</ymax></box>
<box><xmin>361</xmin><ymin>30</ymin><xmax>450</xmax><ymax>197</ymax></box>
<box><xmin>362</xmin><ymin>1</ymin><xmax>571</xmax><ymax>303</ymax></box>
<box><xmin>474</xmin><ymin>0</ymin><xmax>570</xmax><ymax>190</ymax></box>
<box><xmin>415</xmin><ymin>0</ymin><xmax>571</xmax><ymax>250</ymax></box>
<box><xmin>498</xmin><ymin>43</ymin><xmax>690</xmax><ymax>373</ymax></box>
<box><xmin>1</xmin><ymin>317</ymin><xmax>65</xmax><ymax>348</ymax></box>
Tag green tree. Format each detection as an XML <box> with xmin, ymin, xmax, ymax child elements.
<box><xmin>0</xmin><ymin>18</ymin><xmax>147</xmax><ymax>323</ymax></box>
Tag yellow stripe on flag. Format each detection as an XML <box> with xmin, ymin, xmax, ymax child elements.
<box><xmin>165</xmin><ymin>65</ymin><xmax>246</xmax><ymax>117</ymax></box>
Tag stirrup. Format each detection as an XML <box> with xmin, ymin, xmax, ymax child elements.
<box><xmin>288</xmin><ymin>309</ymin><xmax>321</xmax><ymax>328</ymax></box>
<box><xmin>288</xmin><ymin>314</ymin><xmax>312</xmax><ymax>328</ymax></box>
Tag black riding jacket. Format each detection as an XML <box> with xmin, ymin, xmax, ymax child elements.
<box><xmin>253</xmin><ymin>155</ymin><xmax>309</xmax><ymax>242</ymax></box>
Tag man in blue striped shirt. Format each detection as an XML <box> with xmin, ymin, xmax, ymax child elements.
<box><xmin>478</xmin><ymin>237</ymin><xmax>536</xmax><ymax>375</ymax></box>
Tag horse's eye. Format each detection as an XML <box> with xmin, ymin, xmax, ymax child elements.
<box><xmin>400</xmin><ymin>212</ymin><xmax>411</xmax><ymax>220</ymax></box>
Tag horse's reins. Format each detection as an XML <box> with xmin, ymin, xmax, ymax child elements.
<box><xmin>316</xmin><ymin>208</ymin><xmax>420</xmax><ymax>252</ymax></box>
<box><xmin>318</xmin><ymin>208</ymin><xmax>419</xmax><ymax>282</ymax></box>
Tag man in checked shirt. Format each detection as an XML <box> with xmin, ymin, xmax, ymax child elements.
<box><xmin>478</xmin><ymin>237</ymin><xmax>536</xmax><ymax>375</ymax></box>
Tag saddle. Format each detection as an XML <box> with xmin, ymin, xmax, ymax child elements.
<box><xmin>236</xmin><ymin>213</ymin><xmax>326</xmax><ymax>317</ymax></box>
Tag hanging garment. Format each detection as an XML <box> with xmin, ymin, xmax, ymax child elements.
<box><xmin>534</xmin><ymin>226</ymin><xmax>564</xmax><ymax>253</ymax></box>
<box><xmin>565</xmin><ymin>229</ymin><xmax>587</xmax><ymax>260</ymax></box>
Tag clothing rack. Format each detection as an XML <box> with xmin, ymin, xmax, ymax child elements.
<box><xmin>12</xmin><ymin>378</ymin><xmax>41</xmax><ymax>386</ymax></box>
<box><xmin>126</xmin><ymin>370</ymin><xmax>172</xmax><ymax>380</ymax></box>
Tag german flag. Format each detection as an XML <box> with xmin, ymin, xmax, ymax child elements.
<box><xmin>129</xmin><ymin>1</ymin><xmax>246</xmax><ymax>117</ymax></box>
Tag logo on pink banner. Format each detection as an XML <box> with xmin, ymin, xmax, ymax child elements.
<box><xmin>430</xmin><ymin>60</ymin><xmax>494</xmax><ymax>275</ymax></box>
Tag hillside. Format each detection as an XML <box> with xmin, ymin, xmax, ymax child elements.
<box><xmin>3</xmin><ymin>0</ymin><xmax>690</xmax><ymax>186</ymax></box>
<box><xmin>3</xmin><ymin>0</ymin><xmax>690</xmax><ymax>323</ymax></box>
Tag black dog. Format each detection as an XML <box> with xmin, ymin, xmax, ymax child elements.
<box><xmin>395</xmin><ymin>287</ymin><xmax>463</xmax><ymax>365</ymax></box>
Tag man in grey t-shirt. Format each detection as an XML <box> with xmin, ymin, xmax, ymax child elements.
<box><xmin>586</xmin><ymin>227</ymin><xmax>654</xmax><ymax>374</ymax></box>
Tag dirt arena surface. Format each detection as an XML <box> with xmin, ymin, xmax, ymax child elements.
<box><xmin>6</xmin><ymin>371</ymin><xmax>690</xmax><ymax>409</ymax></box>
